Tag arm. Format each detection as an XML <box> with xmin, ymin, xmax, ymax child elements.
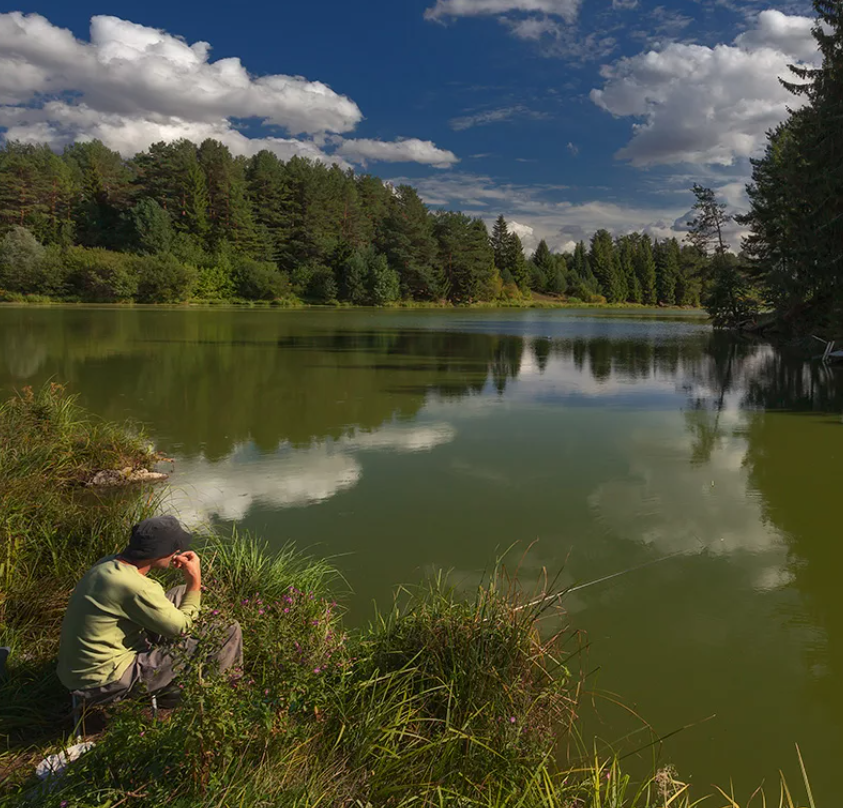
<box><xmin>125</xmin><ymin>581</ymin><xmax>201</xmax><ymax>639</ymax></box>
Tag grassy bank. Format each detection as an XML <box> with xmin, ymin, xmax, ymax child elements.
<box><xmin>0</xmin><ymin>386</ymin><xmax>813</xmax><ymax>806</ymax></box>
<box><xmin>0</xmin><ymin>293</ymin><xmax>704</xmax><ymax>313</ymax></box>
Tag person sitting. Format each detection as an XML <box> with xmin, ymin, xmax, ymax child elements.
<box><xmin>57</xmin><ymin>515</ymin><xmax>242</xmax><ymax>705</ymax></box>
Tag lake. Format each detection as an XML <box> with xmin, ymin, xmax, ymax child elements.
<box><xmin>3</xmin><ymin>305</ymin><xmax>843</xmax><ymax>800</ymax></box>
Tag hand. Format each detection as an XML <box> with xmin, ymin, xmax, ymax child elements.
<box><xmin>173</xmin><ymin>551</ymin><xmax>201</xmax><ymax>590</ymax></box>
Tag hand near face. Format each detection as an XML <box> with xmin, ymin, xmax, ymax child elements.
<box><xmin>173</xmin><ymin>551</ymin><xmax>201</xmax><ymax>587</ymax></box>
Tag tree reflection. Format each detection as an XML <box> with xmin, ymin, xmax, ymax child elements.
<box><xmin>0</xmin><ymin>309</ymin><xmax>526</xmax><ymax>457</ymax></box>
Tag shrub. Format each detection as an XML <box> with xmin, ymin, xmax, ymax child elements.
<box><xmin>133</xmin><ymin>253</ymin><xmax>198</xmax><ymax>303</ymax></box>
<box><xmin>0</xmin><ymin>227</ymin><xmax>45</xmax><ymax>294</ymax></box>
<box><xmin>195</xmin><ymin>263</ymin><xmax>235</xmax><ymax>299</ymax></box>
<box><xmin>305</xmin><ymin>263</ymin><xmax>338</xmax><ymax>303</ymax></box>
<box><xmin>127</xmin><ymin>199</ymin><xmax>174</xmax><ymax>255</ymax></box>
<box><xmin>588</xmin><ymin>293</ymin><xmax>607</xmax><ymax>304</ymax></box>
<box><xmin>63</xmin><ymin>246</ymin><xmax>138</xmax><ymax>302</ymax></box>
<box><xmin>234</xmin><ymin>258</ymin><xmax>289</xmax><ymax>300</ymax></box>
<box><xmin>367</xmin><ymin>252</ymin><xmax>399</xmax><ymax>305</ymax></box>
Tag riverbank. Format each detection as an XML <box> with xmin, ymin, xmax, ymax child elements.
<box><xmin>0</xmin><ymin>385</ymin><xmax>813</xmax><ymax>806</ymax></box>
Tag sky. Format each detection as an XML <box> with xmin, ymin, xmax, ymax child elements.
<box><xmin>0</xmin><ymin>0</ymin><xmax>819</xmax><ymax>252</ymax></box>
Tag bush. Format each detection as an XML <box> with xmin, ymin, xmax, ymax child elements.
<box><xmin>305</xmin><ymin>263</ymin><xmax>338</xmax><ymax>303</ymax></box>
<box><xmin>367</xmin><ymin>252</ymin><xmax>399</xmax><ymax>305</ymax></box>
<box><xmin>195</xmin><ymin>263</ymin><xmax>235</xmax><ymax>299</ymax></box>
<box><xmin>234</xmin><ymin>258</ymin><xmax>289</xmax><ymax>300</ymax></box>
<box><xmin>132</xmin><ymin>253</ymin><xmax>198</xmax><ymax>303</ymax></box>
<box><xmin>588</xmin><ymin>293</ymin><xmax>608</xmax><ymax>304</ymax></box>
<box><xmin>63</xmin><ymin>246</ymin><xmax>138</xmax><ymax>302</ymax></box>
<box><xmin>0</xmin><ymin>227</ymin><xmax>46</xmax><ymax>294</ymax></box>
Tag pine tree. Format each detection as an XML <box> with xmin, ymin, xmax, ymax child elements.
<box><xmin>589</xmin><ymin>230</ymin><xmax>623</xmax><ymax>302</ymax></box>
<box><xmin>634</xmin><ymin>235</ymin><xmax>657</xmax><ymax>305</ymax></box>
<box><xmin>739</xmin><ymin>0</ymin><xmax>843</xmax><ymax>330</ymax></box>
<box><xmin>380</xmin><ymin>185</ymin><xmax>440</xmax><ymax>299</ymax></box>
<box><xmin>63</xmin><ymin>141</ymin><xmax>134</xmax><ymax>249</ymax></box>
<box><xmin>504</xmin><ymin>232</ymin><xmax>530</xmax><ymax>291</ymax></box>
<box><xmin>434</xmin><ymin>213</ymin><xmax>494</xmax><ymax>303</ymax></box>
<box><xmin>490</xmin><ymin>215</ymin><xmax>510</xmax><ymax>274</ymax></box>
<box><xmin>246</xmin><ymin>150</ymin><xmax>290</xmax><ymax>264</ymax></box>
<box><xmin>616</xmin><ymin>235</ymin><xmax>640</xmax><ymax>303</ymax></box>
<box><xmin>654</xmin><ymin>238</ymin><xmax>679</xmax><ymax>304</ymax></box>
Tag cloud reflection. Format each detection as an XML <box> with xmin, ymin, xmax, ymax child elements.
<box><xmin>167</xmin><ymin>422</ymin><xmax>456</xmax><ymax>526</ymax></box>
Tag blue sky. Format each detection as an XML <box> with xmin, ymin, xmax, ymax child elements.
<box><xmin>0</xmin><ymin>0</ymin><xmax>817</xmax><ymax>250</ymax></box>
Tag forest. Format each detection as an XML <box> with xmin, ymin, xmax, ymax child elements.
<box><xmin>0</xmin><ymin>137</ymin><xmax>711</xmax><ymax>307</ymax></box>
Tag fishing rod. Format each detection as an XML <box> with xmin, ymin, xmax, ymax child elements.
<box><xmin>514</xmin><ymin>547</ymin><xmax>693</xmax><ymax>613</ymax></box>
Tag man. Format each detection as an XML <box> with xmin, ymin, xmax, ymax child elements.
<box><xmin>57</xmin><ymin>515</ymin><xmax>242</xmax><ymax>704</ymax></box>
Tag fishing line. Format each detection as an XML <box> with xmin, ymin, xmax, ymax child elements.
<box><xmin>515</xmin><ymin>546</ymin><xmax>697</xmax><ymax>613</ymax></box>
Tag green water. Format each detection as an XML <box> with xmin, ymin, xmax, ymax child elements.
<box><xmin>4</xmin><ymin>305</ymin><xmax>843</xmax><ymax>799</ymax></box>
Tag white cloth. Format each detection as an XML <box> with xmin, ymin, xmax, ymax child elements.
<box><xmin>36</xmin><ymin>742</ymin><xmax>95</xmax><ymax>780</ymax></box>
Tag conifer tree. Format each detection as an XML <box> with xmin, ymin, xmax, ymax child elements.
<box><xmin>589</xmin><ymin>229</ymin><xmax>622</xmax><ymax>302</ymax></box>
<box><xmin>634</xmin><ymin>234</ymin><xmax>657</xmax><ymax>305</ymax></box>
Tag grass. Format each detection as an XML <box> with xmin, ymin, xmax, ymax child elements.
<box><xmin>0</xmin><ymin>385</ymin><xmax>819</xmax><ymax>807</ymax></box>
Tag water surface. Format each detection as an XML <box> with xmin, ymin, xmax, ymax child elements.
<box><xmin>3</xmin><ymin>306</ymin><xmax>843</xmax><ymax>799</ymax></box>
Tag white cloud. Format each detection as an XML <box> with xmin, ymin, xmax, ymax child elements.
<box><xmin>392</xmin><ymin>171</ymin><xmax>689</xmax><ymax>252</ymax></box>
<box><xmin>590</xmin><ymin>9</ymin><xmax>819</xmax><ymax>166</ymax></box>
<box><xmin>450</xmin><ymin>104</ymin><xmax>550</xmax><ymax>131</ymax></box>
<box><xmin>734</xmin><ymin>9</ymin><xmax>818</xmax><ymax>61</ymax></box>
<box><xmin>567</xmin><ymin>141</ymin><xmax>579</xmax><ymax>156</ymax></box>
<box><xmin>336</xmin><ymin>138</ymin><xmax>458</xmax><ymax>168</ymax></box>
<box><xmin>425</xmin><ymin>0</ymin><xmax>581</xmax><ymax>24</ymax></box>
<box><xmin>0</xmin><ymin>12</ymin><xmax>455</xmax><ymax>168</ymax></box>
<box><xmin>612</xmin><ymin>0</ymin><xmax>639</xmax><ymax>8</ymax></box>
<box><xmin>498</xmin><ymin>16</ymin><xmax>617</xmax><ymax>59</ymax></box>
<box><xmin>508</xmin><ymin>220</ymin><xmax>535</xmax><ymax>246</ymax></box>
<box><xmin>502</xmin><ymin>14</ymin><xmax>564</xmax><ymax>39</ymax></box>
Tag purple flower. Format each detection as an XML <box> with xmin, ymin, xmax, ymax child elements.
<box><xmin>509</xmin><ymin>717</ymin><xmax>516</xmax><ymax>724</ymax></box>
<box><xmin>284</xmin><ymin>608</ymin><xmax>289</xmax><ymax>613</ymax></box>
<box><xmin>264</xmin><ymin>689</ymin><xmax>270</xmax><ymax>696</ymax></box>
<box><xmin>258</xmin><ymin>609</ymin><xmax>265</xmax><ymax>615</ymax></box>
<box><xmin>313</xmin><ymin>668</ymin><xmax>321</xmax><ymax>674</ymax></box>
<box><xmin>211</xmin><ymin>609</ymin><xmax>219</xmax><ymax>616</ymax></box>
<box><xmin>61</xmin><ymin>801</ymin><xmax>68</xmax><ymax>807</ymax></box>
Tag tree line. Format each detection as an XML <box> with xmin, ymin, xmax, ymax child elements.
<box><xmin>0</xmin><ymin>137</ymin><xmax>710</xmax><ymax>306</ymax></box>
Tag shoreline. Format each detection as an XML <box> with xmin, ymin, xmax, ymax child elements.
<box><xmin>0</xmin><ymin>296</ymin><xmax>708</xmax><ymax>314</ymax></box>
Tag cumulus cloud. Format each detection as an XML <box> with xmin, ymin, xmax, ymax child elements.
<box><xmin>507</xmin><ymin>220</ymin><xmax>535</xmax><ymax>245</ymax></box>
<box><xmin>591</xmin><ymin>9</ymin><xmax>819</xmax><ymax>166</ymax></box>
<box><xmin>0</xmin><ymin>12</ymin><xmax>455</xmax><ymax>167</ymax></box>
<box><xmin>449</xmin><ymin>104</ymin><xmax>550</xmax><ymax>131</ymax></box>
<box><xmin>425</xmin><ymin>0</ymin><xmax>581</xmax><ymax>24</ymax></box>
<box><xmin>336</xmin><ymin>138</ymin><xmax>458</xmax><ymax>168</ymax></box>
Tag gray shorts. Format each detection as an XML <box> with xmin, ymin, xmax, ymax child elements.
<box><xmin>73</xmin><ymin>586</ymin><xmax>243</xmax><ymax>704</ymax></box>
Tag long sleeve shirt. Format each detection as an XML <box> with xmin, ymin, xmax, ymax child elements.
<box><xmin>57</xmin><ymin>556</ymin><xmax>200</xmax><ymax>691</ymax></box>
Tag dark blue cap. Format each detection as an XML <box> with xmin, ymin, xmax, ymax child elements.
<box><xmin>120</xmin><ymin>515</ymin><xmax>191</xmax><ymax>562</ymax></box>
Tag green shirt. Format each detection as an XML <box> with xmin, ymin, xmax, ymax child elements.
<box><xmin>57</xmin><ymin>556</ymin><xmax>201</xmax><ymax>691</ymax></box>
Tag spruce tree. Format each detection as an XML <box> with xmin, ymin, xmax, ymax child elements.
<box><xmin>589</xmin><ymin>230</ymin><xmax>622</xmax><ymax>302</ymax></box>
<box><xmin>634</xmin><ymin>235</ymin><xmax>657</xmax><ymax>305</ymax></box>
